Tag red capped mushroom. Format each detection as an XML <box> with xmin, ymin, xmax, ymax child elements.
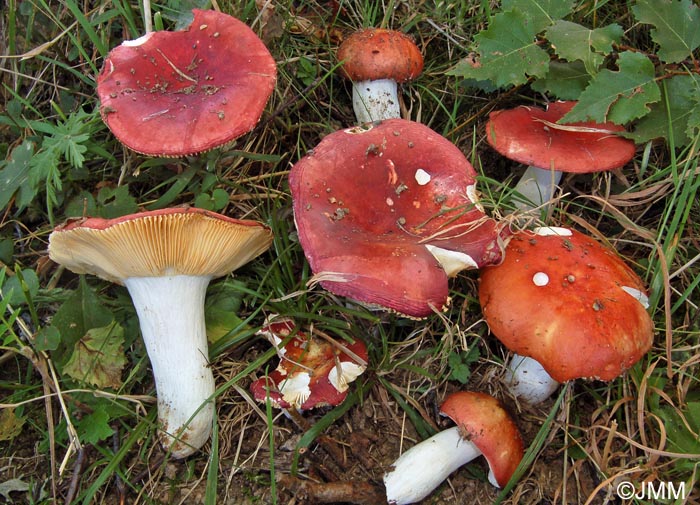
<box><xmin>48</xmin><ymin>207</ymin><xmax>273</xmax><ymax>457</ymax></box>
<box><xmin>486</xmin><ymin>101</ymin><xmax>635</xmax><ymax>211</ymax></box>
<box><xmin>479</xmin><ymin>226</ymin><xmax>654</xmax><ymax>404</ymax></box>
<box><xmin>337</xmin><ymin>28</ymin><xmax>423</xmax><ymax>123</ymax></box>
<box><xmin>383</xmin><ymin>391</ymin><xmax>524</xmax><ymax>504</ymax></box>
<box><xmin>250</xmin><ymin>316</ymin><xmax>368</xmax><ymax>410</ymax></box>
<box><xmin>97</xmin><ymin>9</ymin><xmax>277</xmax><ymax>156</ymax></box>
<box><xmin>289</xmin><ymin>119</ymin><xmax>506</xmax><ymax>318</ymax></box>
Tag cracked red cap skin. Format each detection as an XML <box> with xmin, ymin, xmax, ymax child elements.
<box><xmin>250</xmin><ymin>318</ymin><xmax>368</xmax><ymax>410</ymax></box>
<box><xmin>289</xmin><ymin>119</ymin><xmax>506</xmax><ymax>318</ymax></box>
<box><xmin>97</xmin><ymin>9</ymin><xmax>277</xmax><ymax>156</ymax></box>
<box><xmin>337</xmin><ymin>28</ymin><xmax>424</xmax><ymax>82</ymax></box>
<box><xmin>479</xmin><ymin>228</ymin><xmax>654</xmax><ymax>382</ymax></box>
<box><xmin>439</xmin><ymin>391</ymin><xmax>524</xmax><ymax>488</ymax></box>
<box><xmin>486</xmin><ymin>101</ymin><xmax>635</xmax><ymax>173</ymax></box>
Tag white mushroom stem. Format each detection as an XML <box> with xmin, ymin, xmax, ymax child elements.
<box><xmin>124</xmin><ymin>275</ymin><xmax>215</xmax><ymax>458</ymax></box>
<box><xmin>384</xmin><ymin>426</ymin><xmax>497</xmax><ymax>505</ymax></box>
<box><xmin>352</xmin><ymin>78</ymin><xmax>400</xmax><ymax>123</ymax></box>
<box><xmin>506</xmin><ymin>353</ymin><xmax>560</xmax><ymax>405</ymax></box>
<box><xmin>511</xmin><ymin>165</ymin><xmax>563</xmax><ymax>212</ymax></box>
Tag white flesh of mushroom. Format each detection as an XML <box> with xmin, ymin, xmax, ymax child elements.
<box><xmin>384</xmin><ymin>426</ymin><xmax>497</xmax><ymax>505</ymax></box>
<box><xmin>124</xmin><ymin>274</ymin><xmax>215</xmax><ymax>458</ymax></box>
<box><xmin>352</xmin><ymin>78</ymin><xmax>400</xmax><ymax>123</ymax></box>
<box><xmin>425</xmin><ymin>244</ymin><xmax>478</xmax><ymax>277</ymax></box>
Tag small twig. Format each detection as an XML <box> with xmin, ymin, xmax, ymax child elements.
<box><xmin>63</xmin><ymin>446</ymin><xmax>86</xmax><ymax>505</ymax></box>
<box><xmin>277</xmin><ymin>474</ymin><xmax>385</xmax><ymax>504</ymax></box>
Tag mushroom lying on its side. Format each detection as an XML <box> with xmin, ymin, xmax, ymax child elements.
<box><xmin>384</xmin><ymin>391</ymin><xmax>524</xmax><ymax>504</ymax></box>
<box><xmin>49</xmin><ymin>207</ymin><xmax>273</xmax><ymax>458</ymax></box>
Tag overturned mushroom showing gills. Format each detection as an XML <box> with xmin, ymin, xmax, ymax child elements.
<box><xmin>289</xmin><ymin>119</ymin><xmax>506</xmax><ymax>318</ymax></box>
<box><xmin>384</xmin><ymin>391</ymin><xmax>523</xmax><ymax>504</ymax></box>
<box><xmin>97</xmin><ymin>9</ymin><xmax>277</xmax><ymax>156</ymax></box>
<box><xmin>479</xmin><ymin>226</ymin><xmax>654</xmax><ymax>404</ymax></box>
<box><xmin>486</xmin><ymin>101</ymin><xmax>635</xmax><ymax>211</ymax></box>
<box><xmin>337</xmin><ymin>28</ymin><xmax>423</xmax><ymax>123</ymax></box>
<box><xmin>250</xmin><ymin>316</ymin><xmax>368</xmax><ymax>410</ymax></box>
<box><xmin>48</xmin><ymin>208</ymin><xmax>273</xmax><ymax>457</ymax></box>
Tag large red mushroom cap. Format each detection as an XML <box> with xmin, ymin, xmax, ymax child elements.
<box><xmin>337</xmin><ymin>28</ymin><xmax>423</xmax><ymax>83</ymax></box>
<box><xmin>289</xmin><ymin>119</ymin><xmax>506</xmax><ymax>318</ymax></box>
<box><xmin>486</xmin><ymin>101</ymin><xmax>635</xmax><ymax>173</ymax></box>
<box><xmin>479</xmin><ymin>226</ymin><xmax>654</xmax><ymax>383</ymax></box>
<box><xmin>439</xmin><ymin>391</ymin><xmax>524</xmax><ymax>488</ymax></box>
<box><xmin>97</xmin><ymin>9</ymin><xmax>277</xmax><ymax>156</ymax></box>
<box><xmin>250</xmin><ymin>316</ymin><xmax>368</xmax><ymax>410</ymax></box>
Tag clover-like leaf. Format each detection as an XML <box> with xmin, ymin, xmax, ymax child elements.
<box><xmin>561</xmin><ymin>51</ymin><xmax>660</xmax><ymax>124</ymax></box>
<box><xmin>632</xmin><ymin>0</ymin><xmax>700</xmax><ymax>63</ymax></box>
<box><xmin>63</xmin><ymin>321</ymin><xmax>126</xmax><ymax>389</ymax></box>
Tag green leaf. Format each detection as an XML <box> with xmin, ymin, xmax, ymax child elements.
<box><xmin>205</xmin><ymin>280</ymin><xmax>245</xmax><ymax>343</ymax></box>
<box><xmin>632</xmin><ymin>0</ymin><xmax>700</xmax><ymax>63</ymax></box>
<box><xmin>630</xmin><ymin>74</ymin><xmax>700</xmax><ymax>146</ymax></box>
<box><xmin>49</xmin><ymin>277</ymin><xmax>114</xmax><ymax>365</ymax></box>
<box><xmin>449</xmin><ymin>9</ymin><xmax>550</xmax><ymax>88</ymax></box>
<box><xmin>76</xmin><ymin>405</ymin><xmax>115</xmax><ymax>444</ymax></box>
<box><xmin>501</xmin><ymin>0</ymin><xmax>574</xmax><ymax>32</ymax></box>
<box><xmin>35</xmin><ymin>325</ymin><xmax>61</xmax><ymax>352</ymax></box>
<box><xmin>63</xmin><ymin>321</ymin><xmax>127</xmax><ymax>389</ymax></box>
<box><xmin>1</xmin><ymin>268</ymin><xmax>39</xmax><ymax>306</ymax></box>
<box><xmin>0</xmin><ymin>408</ymin><xmax>25</xmax><ymax>441</ymax></box>
<box><xmin>96</xmin><ymin>185</ymin><xmax>139</xmax><ymax>218</ymax></box>
<box><xmin>531</xmin><ymin>60</ymin><xmax>591</xmax><ymax>99</ymax></box>
<box><xmin>0</xmin><ymin>140</ymin><xmax>36</xmax><ymax>212</ymax></box>
<box><xmin>561</xmin><ymin>51</ymin><xmax>661</xmax><ymax>124</ymax></box>
<box><xmin>546</xmin><ymin>21</ymin><xmax>623</xmax><ymax>72</ymax></box>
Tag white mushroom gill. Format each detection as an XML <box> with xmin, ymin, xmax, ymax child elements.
<box><xmin>124</xmin><ymin>274</ymin><xmax>215</xmax><ymax>459</ymax></box>
<box><xmin>532</xmin><ymin>226</ymin><xmax>573</xmax><ymax>237</ymax></box>
<box><xmin>424</xmin><ymin>244</ymin><xmax>478</xmax><ymax>277</ymax></box>
<box><xmin>328</xmin><ymin>362</ymin><xmax>366</xmax><ymax>392</ymax></box>
<box><xmin>278</xmin><ymin>373</ymin><xmax>312</xmax><ymax>408</ymax></box>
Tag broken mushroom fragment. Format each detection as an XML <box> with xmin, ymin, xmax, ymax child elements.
<box><xmin>337</xmin><ymin>28</ymin><xmax>423</xmax><ymax>123</ymax></box>
<box><xmin>479</xmin><ymin>226</ymin><xmax>654</xmax><ymax>404</ymax></box>
<box><xmin>97</xmin><ymin>9</ymin><xmax>277</xmax><ymax>156</ymax></box>
<box><xmin>289</xmin><ymin>119</ymin><xmax>506</xmax><ymax>318</ymax></box>
<box><xmin>48</xmin><ymin>207</ymin><xmax>273</xmax><ymax>457</ymax></box>
<box><xmin>486</xmin><ymin>101</ymin><xmax>635</xmax><ymax>211</ymax></box>
<box><xmin>250</xmin><ymin>316</ymin><xmax>368</xmax><ymax>410</ymax></box>
<box><xmin>384</xmin><ymin>391</ymin><xmax>524</xmax><ymax>504</ymax></box>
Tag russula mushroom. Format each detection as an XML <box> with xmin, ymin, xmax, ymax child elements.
<box><xmin>289</xmin><ymin>119</ymin><xmax>506</xmax><ymax>318</ymax></box>
<box><xmin>486</xmin><ymin>101</ymin><xmax>635</xmax><ymax>211</ymax></box>
<box><xmin>48</xmin><ymin>207</ymin><xmax>273</xmax><ymax>457</ymax></box>
<box><xmin>250</xmin><ymin>316</ymin><xmax>367</xmax><ymax>410</ymax></box>
<box><xmin>337</xmin><ymin>28</ymin><xmax>423</xmax><ymax>123</ymax></box>
<box><xmin>384</xmin><ymin>391</ymin><xmax>524</xmax><ymax>504</ymax></box>
<box><xmin>97</xmin><ymin>9</ymin><xmax>277</xmax><ymax>156</ymax></box>
<box><xmin>479</xmin><ymin>226</ymin><xmax>654</xmax><ymax>405</ymax></box>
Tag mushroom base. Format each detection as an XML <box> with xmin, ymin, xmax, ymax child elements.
<box><xmin>125</xmin><ymin>275</ymin><xmax>216</xmax><ymax>458</ymax></box>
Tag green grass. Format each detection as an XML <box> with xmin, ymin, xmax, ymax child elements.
<box><xmin>1</xmin><ymin>0</ymin><xmax>699</xmax><ymax>503</ymax></box>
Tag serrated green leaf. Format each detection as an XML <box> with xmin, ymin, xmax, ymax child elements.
<box><xmin>449</xmin><ymin>9</ymin><xmax>550</xmax><ymax>88</ymax></box>
<box><xmin>546</xmin><ymin>21</ymin><xmax>623</xmax><ymax>72</ymax></box>
<box><xmin>632</xmin><ymin>0</ymin><xmax>700</xmax><ymax>63</ymax></box>
<box><xmin>96</xmin><ymin>184</ymin><xmax>139</xmax><ymax>218</ymax></box>
<box><xmin>561</xmin><ymin>51</ymin><xmax>660</xmax><ymax>124</ymax></box>
<box><xmin>630</xmin><ymin>74</ymin><xmax>700</xmax><ymax>145</ymax></box>
<box><xmin>502</xmin><ymin>0</ymin><xmax>574</xmax><ymax>32</ymax></box>
<box><xmin>0</xmin><ymin>140</ymin><xmax>36</xmax><ymax>212</ymax></box>
<box><xmin>63</xmin><ymin>321</ymin><xmax>126</xmax><ymax>389</ymax></box>
<box><xmin>531</xmin><ymin>60</ymin><xmax>591</xmax><ymax>99</ymax></box>
<box><xmin>0</xmin><ymin>408</ymin><xmax>25</xmax><ymax>441</ymax></box>
<box><xmin>76</xmin><ymin>405</ymin><xmax>115</xmax><ymax>444</ymax></box>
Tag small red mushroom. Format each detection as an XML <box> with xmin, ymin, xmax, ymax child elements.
<box><xmin>383</xmin><ymin>391</ymin><xmax>524</xmax><ymax>504</ymax></box>
<box><xmin>479</xmin><ymin>226</ymin><xmax>654</xmax><ymax>404</ymax></box>
<box><xmin>486</xmin><ymin>101</ymin><xmax>635</xmax><ymax>210</ymax></box>
<box><xmin>97</xmin><ymin>9</ymin><xmax>277</xmax><ymax>156</ymax></box>
<box><xmin>289</xmin><ymin>119</ymin><xmax>507</xmax><ymax>318</ymax></box>
<box><xmin>337</xmin><ymin>28</ymin><xmax>423</xmax><ymax>123</ymax></box>
<box><xmin>250</xmin><ymin>316</ymin><xmax>368</xmax><ymax>410</ymax></box>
